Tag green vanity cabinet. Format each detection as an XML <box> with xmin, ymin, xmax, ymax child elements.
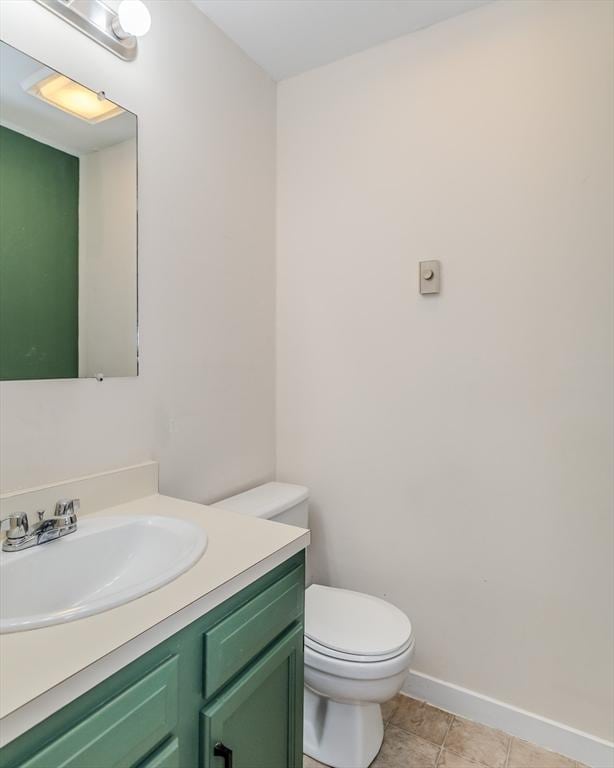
<box><xmin>0</xmin><ymin>552</ymin><xmax>305</xmax><ymax>768</ymax></box>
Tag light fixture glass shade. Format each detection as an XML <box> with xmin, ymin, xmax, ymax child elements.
<box><xmin>117</xmin><ymin>0</ymin><xmax>151</xmax><ymax>37</ymax></box>
<box><xmin>27</xmin><ymin>73</ymin><xmax>124</xmax><ymax>124</ymax></box>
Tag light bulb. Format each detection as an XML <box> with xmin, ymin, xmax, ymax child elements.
<box><xmin>115</xmin><ymin>0</ymin><xmax>151</xmax><ymax>38</ymax></box>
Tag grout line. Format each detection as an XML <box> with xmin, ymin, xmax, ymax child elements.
<box><xmin>435</xmin><ymin>745</ymin><xmax>444</xmax><ymax>767</ymax></box>
<box><xmin>385</xmin><ymin>697</ymin><xmax>401</xmax><ymax>726</ymax></box>
<box><xmin>436</xmin><ymin>714</ymin><xmax>456</xmax><ymax>768</ymax></box>
<box><xmin>441</xmin><ymin>714</ymin><xmax>455</xmax><ymax>750</ymax></box>
<box><xmin>388</xmin><ymin>715</ymin><xmax>452</xmax><ymax>759</ymax></box>
<box><xmin>504</xmin><ymin>732</ymin><xmax>513</xmax><ymax>768</ymax></box>
<box><xmin>442</xmin><ymin>749</ymin><xmax>486</xmax><ymax>768</ymax></box>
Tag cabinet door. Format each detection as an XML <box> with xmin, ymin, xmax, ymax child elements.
<box><xmin>201</xmin><ymin>626</ymin><xmax>303</xmax><ymax>768</ymax></box>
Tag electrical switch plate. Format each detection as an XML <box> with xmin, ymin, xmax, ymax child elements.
<box><xmin>419</xmin><ymin>260</ymin><xmax>440</xmax><ymax>294</ymax></box>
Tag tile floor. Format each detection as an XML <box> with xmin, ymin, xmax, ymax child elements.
<box><xmin>303</xmin><ymin>694</ymin><xmax>588</xmax><ymax>768</ymax></box>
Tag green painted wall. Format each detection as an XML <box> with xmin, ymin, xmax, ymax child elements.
<box><xmin>0</xmin><ymin>125</ymin><xmax>79</xmax><ymax>380</ymax></box>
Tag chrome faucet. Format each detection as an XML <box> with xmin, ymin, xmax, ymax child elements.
<box><xmin>0</xmin><ymin>498</ymin><xmax>79</xmax><ymax>552</ymax></box>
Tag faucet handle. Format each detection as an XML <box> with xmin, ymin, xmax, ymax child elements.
<box><xmin>0</xmin><ymin>513</ymin><xmax>29</xmax><ymax>540</ymax></box>
<box><xmin>54</xmin><ymin>498</ymin><xmax>80</xmax><ymax>520</ymax></box>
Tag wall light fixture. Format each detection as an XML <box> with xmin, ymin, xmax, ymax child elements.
<box><xmin>34</xmin><ymin>0</ymin><xmax>152</xmax><ymax>62</ymax></box>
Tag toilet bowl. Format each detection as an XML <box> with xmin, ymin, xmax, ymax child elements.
<box><xmin>303</xmin><ymin>584</ymin><xmax>414</xmax><ymax>767</ymax></box>
<box><xmin>213</xmin><ymin>482</ymin><xmax>414</xmax><ymax>768</ymax></box>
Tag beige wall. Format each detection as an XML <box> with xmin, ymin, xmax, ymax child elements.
<box><xmin>0</xmin><ymin>0</ymin><xmax>276</xmax><ymax>502</ymax></box>
<box><xmin>277</xmin><ymin>0</ymin><xmax>614</xmax><ymax>740</ymax></box>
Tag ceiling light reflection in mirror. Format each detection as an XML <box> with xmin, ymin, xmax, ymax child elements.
<box><xmin>25</xmin><ymin>71</ymin><xmax>124</xmax><ymax>124</ymax></box>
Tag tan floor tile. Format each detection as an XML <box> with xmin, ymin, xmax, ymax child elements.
<box><xmin>390</xmin><ymin>695</ymin><xmax>453</xmax><ymax>745</ymax></box>
<box><xmin>303</xmin><ymin>755</ymin><xmax>328</xmax><ymax>768</ymax></box>
<box><xmin>438</xmin><ymin>749</ymin><xmax>489</xmax><ymax>767</ymax></box>
<box><xmin>444</xmin><ymin>717</ymin><xmax>510</xmax><ymax>768</ymax></box>
<box><xmin>371</xmin><ymin>724</ymin><xmax>440</xmax><ymax>768</ymax></box>
<box><xmin>381</xmin><ymin>694</ymin><xmax>403</xmax><ymax>723</ymax></box>
<box><xmin>507</xmin><ymin>738</ymin><xmax>576</xmax><ymax>768</ymax></box>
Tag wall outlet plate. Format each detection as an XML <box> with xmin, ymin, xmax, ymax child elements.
<box><xmin>419</xmin><ymin>260</ymin><xmax>441</xmax><ymax>294</ymax></box>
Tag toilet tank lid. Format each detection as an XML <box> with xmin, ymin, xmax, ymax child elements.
<box><xmin>212</xmin><ymin>482</ymin><xmax>309</xmax><ymax>519</ymax></box>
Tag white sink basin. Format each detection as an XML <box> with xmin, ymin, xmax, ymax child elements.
<box><xmin>0</xmin><ymin>515</ymin><xmax>207</xmax><ymax>633</ymax></box>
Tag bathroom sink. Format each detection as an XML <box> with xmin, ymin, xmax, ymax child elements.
<box><xmin>0</xmin><ymin>515</ymin><xmax>207</xmax><ymax>633</ymax></box>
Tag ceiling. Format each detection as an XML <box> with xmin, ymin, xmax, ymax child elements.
<box><xmin>192</xmin><ymin>0</ymin><xmax>491</xmax><ymax>81</ymax></box>
<box><xmin>0</xmin><ymin>42</ymin><xmax>136</xmax><ymax>156</ymax></box>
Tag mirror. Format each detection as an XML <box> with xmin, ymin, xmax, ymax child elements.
<box><xmin>0</xmin><ymin>41</ymin><xmax>137</xmax><ymax>380</ymax></box>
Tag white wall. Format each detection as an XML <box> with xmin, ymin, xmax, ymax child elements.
<box><xmin>79</xmin><ymin>138</ymin><xmax>138</xmax><ymax>379</ymax></box>
<box><xmin>277</xmin><ymin>0</ymin><xmax>613</xmax><ymax>741</ymax></box>
<box><xmin>0</xmin><ymin>0</ymin><xmax>276</xmax><ymax>502</ymax></box>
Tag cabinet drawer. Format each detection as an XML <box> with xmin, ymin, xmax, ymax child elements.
<box><xmin>137</xmin><ymin>738</ymin><xmax>179</xmax><ymax>768</ymax></box>
<box><xmin>20</xmin><ymin>656</ymin><xmax>178</xmax><ymax>768</ymax></box>
<box><xmin>204</xmin><ymin>566</ymin><xmax>303</xmax><ymax>698</ymax></box>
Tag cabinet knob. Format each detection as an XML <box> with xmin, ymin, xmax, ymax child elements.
<box><xmin>214</xmin><ymin>742</ymin><xmax>233</xmax><ymax>768</ymax></box>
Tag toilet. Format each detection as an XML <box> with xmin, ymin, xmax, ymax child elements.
<box><xmin>213</xmin><ymin>482</ymin><xmax>415</xmax><ymax>768</ymax></box>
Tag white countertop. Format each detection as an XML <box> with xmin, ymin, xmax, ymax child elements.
<box><xmin>0</xmin><ymin>493</ymin><xmax>309</xmax><ymax>744</ymax></box>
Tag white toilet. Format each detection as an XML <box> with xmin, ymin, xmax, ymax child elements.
<box><xmin>214</xmin><ymin>482</ymin><xmax>415</xmax><ymax>768</ymax></box>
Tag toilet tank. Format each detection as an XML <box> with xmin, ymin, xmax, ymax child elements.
<box><xmin>212</xmin><ymin>482</ymin><xmax>309</xmax><ymax>528</ymax></box>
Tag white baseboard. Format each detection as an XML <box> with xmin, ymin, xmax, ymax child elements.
<box><xmin>403</xmin><ymin>671</ymin><xmax>614</xmax><ymax>768</ymax></box>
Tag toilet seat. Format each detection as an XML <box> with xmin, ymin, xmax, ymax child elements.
<box><xmin>305</xmin><ymin>634</ymin><xmax>413</xmax><ymax>663</ymax></box>
<box><xmin>305</xmin><ymin>584</ymin><xmax>413</xmax><ymax>663</ymax></box>
<box><xmin>305</xmin><ymin>635</ymin><xmax>416</xmax><ymax>681</ymax></box>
